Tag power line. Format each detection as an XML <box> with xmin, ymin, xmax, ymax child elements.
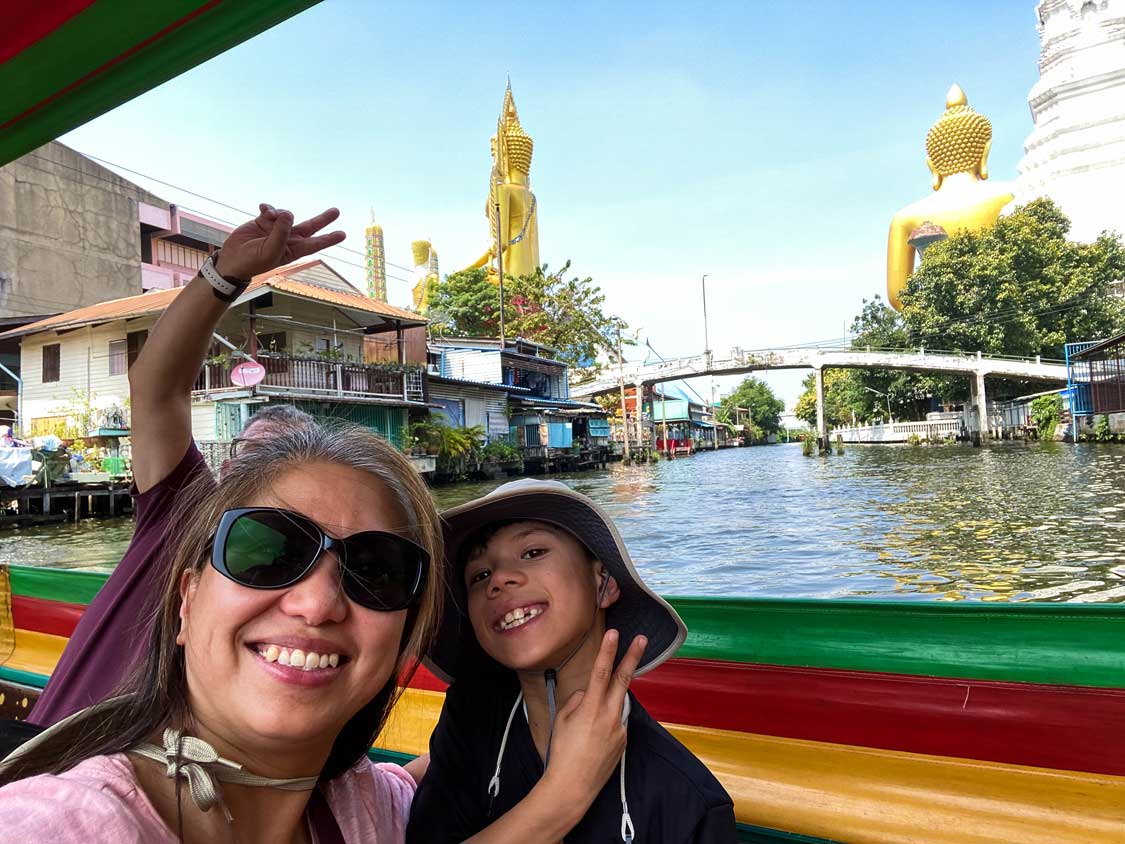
<box><xmin>74</xmin><ymin>152</ymin><xmax>419</xmax><ymax>273</ymax></box>
<box><xmin>20</xmin><ymin>152</ymin><xmax>420</xmax><ymax>282</ymax></box>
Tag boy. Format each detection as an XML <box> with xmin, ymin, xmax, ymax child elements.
<box><xmin>407</xmin><ymin>479</ymin><xmax>737</xmax><ymax>842</ymax></box>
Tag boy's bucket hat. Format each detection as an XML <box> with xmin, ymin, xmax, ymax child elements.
<box><xmin>427</xmin><ymin>478</ymin><xmax>687</xmax><ymax>684</ymax></box>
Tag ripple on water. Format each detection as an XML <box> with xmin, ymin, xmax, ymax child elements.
<box><xmin>4</xmin><ymin>442</ymin><xmax>1124</xmax><ymax>602</ymax></box>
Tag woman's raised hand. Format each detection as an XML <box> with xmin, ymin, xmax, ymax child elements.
<box><xmin>214</xmin><ymin>204</ymin><xmax>346</xmax><ymax>280</ymax></box>
<box><xmin>541</xmin><ymin>630</ymin><xmax>647</xmax><ymax>807</ymax></box>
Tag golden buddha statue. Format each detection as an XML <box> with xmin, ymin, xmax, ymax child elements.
<box><xmin>886</xmin><ymin>84</ymin><xmax>1014</xmax><ymax>310</ymax></box>
<box><xmin>463</xmin><ymin>82</ymin><xmax>540</xmax><ymax>282</ymax></box>
<box><xmin>411</xmin><ymin>240</ymin><xmax>439</xmax><ymax>312</ymax></box>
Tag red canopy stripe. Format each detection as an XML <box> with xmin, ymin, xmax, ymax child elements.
<box><xmin>0</xmin><ymin>1</ymin><xmax>96</xmax><ymax>65</ymax></box>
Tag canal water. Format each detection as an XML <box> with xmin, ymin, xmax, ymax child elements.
<box><xmin>3</xmin><ymin>442</ymin><xmax>1124</xmax><ymax>602</ymax></box>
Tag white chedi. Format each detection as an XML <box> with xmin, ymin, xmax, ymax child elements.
<box><xmin>1016</xmin><ymin>0</ymin><xmax>1125</xmax><ymax>242</ymax></box>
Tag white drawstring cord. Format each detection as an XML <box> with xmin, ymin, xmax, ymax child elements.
<box><xmin>487</xmin><ymin>691</ymin><xmax>524</xmax><ymax>815</ymax></box>
<box><xmin>619</xmin><ymin>747</ymin><xmax>634</xmax><ymax>843</ymax></box>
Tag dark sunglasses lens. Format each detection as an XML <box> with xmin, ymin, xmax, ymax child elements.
<box><xmin>224</xmin><ymin>511</ymin><xmax>320</xmax><ymax>587</ymax></box>
<box><xmin>342</xmin><ymin>535</ymin><xmax>426</xmax><ymax>611</ymax></box>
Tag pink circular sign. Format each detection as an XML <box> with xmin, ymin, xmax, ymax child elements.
<box><xmin>230</xmin><ymin>360</ymin><xmax>266</xmax><ymax>387</ymax></box>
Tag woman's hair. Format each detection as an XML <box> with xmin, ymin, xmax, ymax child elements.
<box><xmin>0</xmin><ymin>421</ymin><xmax>444</xmax><ymax>784</ymax></box>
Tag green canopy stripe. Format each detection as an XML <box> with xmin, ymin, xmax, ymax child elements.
<box><xmin>0</xmin><ymin>0</ymin><xmax>323</xmax><ymax>166</ymax></box>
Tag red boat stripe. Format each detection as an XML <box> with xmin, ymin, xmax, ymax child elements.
<box><xmin>11</xmin><ymin>595</ymin><xmax>85</xmax><ymax>639</ymax></box>
<box><xmin>17</xmin><ymin>600</ymin><xmax>1125</xmax><ymax>776</ymax></box>
<box><xmin>406</xmin><ymin>657</ymin><xmax>1125</xmax><ymax>777</ymax></box>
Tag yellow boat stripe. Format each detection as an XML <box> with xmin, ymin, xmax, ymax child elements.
<box><xmin>5</xmin><ymin>628</ymin><xmax>66</xmax><ymax>678</ymax></box>
<box><xmin>377</xmin><ymin>687</ymin><xmax>1125</xmax><ymax>843</ymax></box>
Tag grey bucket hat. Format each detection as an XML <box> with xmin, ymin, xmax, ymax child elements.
<box><xmin>427</xmin><ymin>478</ymin><xmax>687</xmax><ymax>684</ymax></box>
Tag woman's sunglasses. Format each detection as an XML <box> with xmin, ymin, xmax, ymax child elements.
<box><xmin>211</xmin><ymin>507</ymin><xmax>428</xmax><ymax>612</ymax></box>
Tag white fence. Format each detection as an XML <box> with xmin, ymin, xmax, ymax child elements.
<box><xmin>832</xmin><ymin>418</ymin><xmax>965</xmax><ymax>443</ymax></box>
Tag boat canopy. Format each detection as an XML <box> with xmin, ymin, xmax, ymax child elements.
<box><xmin>0</xmin><ymin>0</ymin><xmax>321</xmax><ymax>167</ymax></box>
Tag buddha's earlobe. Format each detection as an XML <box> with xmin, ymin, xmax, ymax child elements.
<box><xmin>927</xmin><ymin>157</ymin><xmax>943</xmax><ymax>191</ymax></box>
<box><xmin>979</xmin><ymin>138</ymin><xmax>992</xmax><ymax>181</ymax></box>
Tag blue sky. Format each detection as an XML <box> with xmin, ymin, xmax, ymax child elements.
<box><xmin>61</xmin><ymin>1</ymin><xmax>1044</xmax><ymax>404</ymax></box>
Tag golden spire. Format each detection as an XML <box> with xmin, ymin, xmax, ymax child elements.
<box><xmin>925</xmin><ymin>84</ymin><xmax>993</xmax><ymax>188</ymax></box>
<box><xmin>497</xmin><ymin>81</ymin><xmax>533</xmax><ymax>179</ymax></box>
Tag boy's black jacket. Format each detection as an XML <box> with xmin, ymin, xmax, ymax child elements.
<box><xmin>406</xmin><ymin>672</ymin><xmax>738</xmax><ymax>843</ymax></box>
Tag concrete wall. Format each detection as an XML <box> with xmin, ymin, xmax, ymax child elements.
<box><xmin>0</xmin><ymin>142</ymin><xmax>169</xmax><ymax>318</ymax></box>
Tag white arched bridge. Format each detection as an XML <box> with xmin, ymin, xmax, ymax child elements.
<box><xmin>570</xmin><ymin>346</ymin><xmax>1069</xmax><ymax>444</ymax></box>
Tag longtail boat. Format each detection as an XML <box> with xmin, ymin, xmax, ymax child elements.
<box><xmin>2</xmin><ymin>564</ymin><xmax>1123</xmax><ymax>843</ymax></box>
<box><xmin>3</xmin><ymin>5</ymin><xmax>1125</xmax><ymax>842</ymax></box>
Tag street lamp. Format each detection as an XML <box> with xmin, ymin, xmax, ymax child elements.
<box><xmin>863</xmin><ymin>386</ymin><xmax>892</xmax><ymax>422</ymax></box>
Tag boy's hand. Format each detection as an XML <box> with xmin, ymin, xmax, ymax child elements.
<box><xmin>214</xmin><ymin>204</ymin><xmax>346</xmax><ymax>280</ymax></box>
<box><xmin>540</xmin><ymin>630</ymin><xmax>648</xmax><ymax>811</ymax></box>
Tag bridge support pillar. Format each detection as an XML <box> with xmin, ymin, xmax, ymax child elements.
<box><xmin>970</xmin><ymin>371</ymin><xmax>989</xmax><ymax>442</ymax></box>
<box><xmin>815</xmin><ymin>368</ymin><xmax>829</xmax><ymax>453</ymax></box>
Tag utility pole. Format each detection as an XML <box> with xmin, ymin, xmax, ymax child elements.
<box><xmin>495</xmin><ymin>201</ymin><xmax>506</xmax><ymax>349</ymax></box>
<box><xmin>616</xmin><ymin>321</ymin><xmax>631</xmax><ymax>462</ymax></box>
<box><xmin>660</xmin><ymin>385</ymin><xmax>669</xmax><ymax>456</ymax></box>
<box><xmin>701</xmin><ymin>273</ymin><xmax>718</xmax><ymax>450</ymax></box>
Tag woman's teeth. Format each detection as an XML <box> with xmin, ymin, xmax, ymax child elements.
<box><xmin>498</xmin><ymin>606</ymin><xmax>543</xmax><ymax>631</ymax></box>
<box><xmin>257</xmin><ymin>644</ymin><xmax>341</xmax><ymax>671</ymax></box>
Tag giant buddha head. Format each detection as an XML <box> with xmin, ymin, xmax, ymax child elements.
<box><xmin>925</xmin><ymin>84</ymin><xmax>993</xmax><ymax>190</ymax></box>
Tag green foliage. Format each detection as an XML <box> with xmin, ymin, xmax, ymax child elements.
<box><xmin>717</xmin><ymin>377</ymin><xmax>785</xmax><ymax>437</ymax></box>
<box><xmin>795</xmin><ymin>370</ymin><xmax>859</xmax><ymax>428</ymax></box>
<box><xmin>481</xmin><ymin>439</ymin><xmax>522</xmax><ymax>462</ymax></box>
<box><xmin>796</xmin><ymin>201</ymin><xmax>1125</xmax><ymax>427</ymax></box>
<box><xmin>427</xmin><ymin>263</ymin><xmax>620</xmax><ymax>369</ymax></box>
<box><xmin>1030</xmin><ymin>393</ymin><xmax>1063</xmax><ymax>440</ymax></box>
<box><xmin>901</xmin><ymin>198</ymin><xmax>1125</xmax><ymax>359</ymax></box>
<box><xmin>906</xmin><ymin>433</ymin><xmax>922</xmax><ymax>446</ymax></box>
<box><xmin>1094</xmin><ymin>414</ymin><xmax>1113</xmax><ymax>443</ymax></box>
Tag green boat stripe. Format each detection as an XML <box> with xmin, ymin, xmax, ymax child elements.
<box><xmin>10</xmin><ymin>567</ymin><xmax>110</xmax><ymax>606</ymax></box>
<box><xmin>8</xmin><ymin>567</ymin><xmax>1125</xmax><ymax>687</ymax></box>
<box><xmin>670</xmin><ymin>596</ymin><xmax>1125</xmax><ymax>687</ymax></box>
<box><xmin>0</xmin><ymin>665</ymin><xmax>50</xmax><ymax>689</ymax></box>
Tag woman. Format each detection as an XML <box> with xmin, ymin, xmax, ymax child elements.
<box><xmin>0</xmin><ymin>204</ymin><xmax>640</xmax><ymax>843</ymax></box>
<box><xmin>0</xmin><ymin>422</ymin><xmax>442</xmax><ymax>842</ymax></box>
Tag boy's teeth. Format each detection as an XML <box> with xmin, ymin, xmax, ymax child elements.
<box><xmin>256</xmin><ymin>645</ymin><xmax>343</xmax><ymax>670</ymax></box>
<box><xmin>500</xmin><ymin>606</ymin><xmax>542</xmax><ymax>630</ymax></box>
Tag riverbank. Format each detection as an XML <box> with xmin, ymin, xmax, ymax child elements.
<box><xmin>6</xmin><ymin>442</ymin><xmax>1123</xmax><ymax>602</ymax></box>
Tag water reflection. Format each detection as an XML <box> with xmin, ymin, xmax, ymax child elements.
<box><xmin>3</xmin><ymin>442</ymin><xmax>1124</xmax><ymax>602</ymax></box>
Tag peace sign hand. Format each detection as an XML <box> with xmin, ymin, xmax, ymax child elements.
<box><xmin>214</xmin><ymin>204</ymin><xmax>346</xmax><ymax>281</ymax></box>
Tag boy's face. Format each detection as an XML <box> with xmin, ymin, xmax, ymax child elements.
<box><xmin>463</xmin><ymin>520</ymin><xmax>605</xmax><ymax>671</ymax></box>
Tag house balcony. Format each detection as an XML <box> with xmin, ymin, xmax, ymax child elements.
<box><xmin>193</xmin><ymin>353</ymin><xmax>425</xmax><ymax>404</ymax></box>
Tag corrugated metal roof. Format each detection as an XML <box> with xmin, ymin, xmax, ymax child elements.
<box><xmin>0</xmin><ymin>260</ymin><xmax>425</xmax><ymax>339</ymax></box>
<box><xmin>1069</xmin><ymin>332</ymin><xmax>1125</xmax><ymax>359</ymax></box>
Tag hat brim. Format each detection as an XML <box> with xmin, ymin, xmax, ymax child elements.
<box><xmin>426</xmin><ymin>485</ymin><xmax>687</xmax><ymax>684</ymax></box>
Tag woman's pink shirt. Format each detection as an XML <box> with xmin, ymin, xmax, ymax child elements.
<box><xmin>0</xmin><ymin>753</ymin><xmax>415</xmax><ymax>843</ymax></box>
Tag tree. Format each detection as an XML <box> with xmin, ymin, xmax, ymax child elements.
<box><xmin>426</xmin><ymin>262</ymin><xmax>620</xmax><ymax>369</ymax></box>
<box><xmin>901</xmin><ymin>198</ymin><xmax>1125</xmax><ymax>360</ymax></box>
<box><xmin>815</xmin><ymin>199</ymin><xmax>1125</xmax><ymax>425</ymax></box>
<box><xmin>844</xmin><ymin>296</ymin><xmax>942</xmax><ymax>419</ymax></box>
<box><xmin>717</xmin><ymin>377</ymin><xmax>785</xmax><ymax>438</ymax></box>
<box><xmin>794</xmin><ymin>370</ymin><xmax>862</xmax><ymax>429</ymax></box>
